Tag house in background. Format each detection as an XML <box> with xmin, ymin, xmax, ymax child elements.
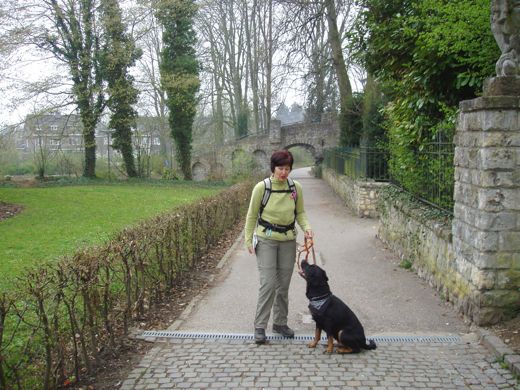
<box><xmin>17</xmin><ymin>112</ymin><xmax>106</xmax><ymax>156</ymax></box>
<box><xmin>17</xmin><ymin>113</ymin><xmax>169</xmax><ymax>157</ymax></box>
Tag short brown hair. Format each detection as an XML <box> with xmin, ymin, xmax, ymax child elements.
<box><xmin>270</xmin><ymin>150</ymin><xmax>294</xmax><ymax>172</ymax></box>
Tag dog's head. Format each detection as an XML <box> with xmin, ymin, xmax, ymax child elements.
<box><xmin>300</xmin><ymin>260</ymin><xmax>331</xmax><ymax>298</ymax></box>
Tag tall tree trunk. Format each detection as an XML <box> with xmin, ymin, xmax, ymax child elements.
<box><xmin>265</xmin><ymin>0</ymin><xmax>273</xmax><ymax>134</ymax></box>
<box><xmin>213</xmin><ymin>76</ymin><xmax>224</xmax><ymax>144</ymax></box>
<box><xmin>245</xmin><ymin>0</ymin><xmax>260</xmax><ymax>134</ymax></box>
<box><xmin>325</xmin><ymin>0</ymin><xmax>354</xmax><ymax>146</ymax></box>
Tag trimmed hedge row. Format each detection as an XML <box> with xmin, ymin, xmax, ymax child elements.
<box><xmin>0</xmin><ymin>182</ymin><xmax>252</xmax><ymax>389</ymax></box>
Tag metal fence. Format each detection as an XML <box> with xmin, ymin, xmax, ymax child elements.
<box><xmin>323</xmin><ymin>142</ymin><xmax>455</xmax><ymax>214</ymax></box>
<box><xmin>323</xmin><ymin>145</ymin><xmax>389</xmax><ymax>181</ymax></box>
<box><xmin>396</xmin><ymin>141</ymin><xmax>455</xmax><ymax>213</ymax></box>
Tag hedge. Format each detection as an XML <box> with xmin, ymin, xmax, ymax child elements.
<box><xmin>0</xmin><ymin>182</ymin><xmax>252</xmax><ymax>389</ymax></box>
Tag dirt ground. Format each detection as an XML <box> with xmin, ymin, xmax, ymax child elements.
<box><xmin>0</xmin><ymin>202</ymin><xmax>518</xmax><ymax>389</ymax></box>
<box><xmin>0</xmin><ymin>201</ymin><xmax>24</xmax><ymax>221</ymax></box>
<box><xmin>489</xmin><ymin>315</ymin><xmax>520</xmax><ymax>354</ymax></box>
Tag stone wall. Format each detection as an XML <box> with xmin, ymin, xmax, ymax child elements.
<box><xmin>377</xmin><ymin>190</ymin><xmax>479</xmax><ymax>323</ymax></box>
<box><xmin>191</xmin><ymin>117</ymin><xmax>340</xmax><ymax>180</ymax></box>
<box><xmin>452</xmin><ymin>90</ymin><xmax>520</xmax><ymax>325</ymax></box>
<box><xmin>322</xmin><ymin>167</ymin><xmax>388</xmax><ymax>218</ymax></box>
<box><xmin>376</xmin><ymin>90</ymin><xmax>520</xmax><ymax>326</ymax></box>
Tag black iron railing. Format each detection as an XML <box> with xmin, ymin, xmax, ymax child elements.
<box><xmin>323</xmin><ymin>145</ymin><xmax>389</xmax><ymax>181</ymax></box>
<box><xmin>323</xmin><ymin>141</ymin><xmax>455</xmax><ymax>214</ymax></box>
<box><xmin>400</xmin><ymin>141</ymin><xmax>454</xmax><ymax>212</ymax></box>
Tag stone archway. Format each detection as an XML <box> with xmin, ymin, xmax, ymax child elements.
<box><xmin>231</xmin><ymin>149</ymin><xmax>254</xmax><ymax>178</ymax></box>
<box><xmin>192</xmin><ymin>162</ymin><xmax>208</xmax><ymax>181</ymax></box>
<box><xmin>253</xmin><ymin>149</ymin><xmax>269</xmax><ymax>174</ymax></box>
<box><xmin>211</xmin><ymin>163</ymin><xmax>225</xmax><ymax>180</ymax></box>
<box><xmin>284</xmin><ymin>143</ymin><xmax>318</xmax><ymax>166</ymax></box>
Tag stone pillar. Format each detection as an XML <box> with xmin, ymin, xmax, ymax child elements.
<box><xmin>453</xmin><ymin>78</ymin><xmax>520</xmax><ymax>325</ymax></box>
<box><xmin>269</xmin><ymin>119</ymin><xmax>282</xmax><ymax>146</ymax></box>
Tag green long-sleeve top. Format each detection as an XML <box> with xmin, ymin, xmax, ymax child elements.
<box><xmin>244</xmin><ymin>176</ymin><xmax>312</xmax><ymax>248</ymax></box>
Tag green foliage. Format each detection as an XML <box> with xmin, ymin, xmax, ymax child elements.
<box><xmin>157</xmin><ymin>0</ymin><xmax>200</xmax><ymax>180</ymax></box>
<box><xmin>288</xmin><ymin>146</ymin><xmax>314</xmax><ymax>168</ymax></box>
<box><xmin>361</xmin><ymin>74</ymin><xmax>386</xmax><ymax>145</ymax></box>
<box><xmin>43</xmin><ymin>0</ymin><xmax>105</xmax><ymax>178</ymax></box>
<box><xmin>0</xmin><ymin>182</ymin><xmax>223</xmax><ymax>287</ymax></box>
<box><xmin>353</xmin><ymin>0</ymin><xmax>498</xmax><ymax>207</ymax></box>
<box><xmin>236</xmin><ymin>106</ymin><xmax>249</xmax><ymax>138</ymax></box>
<box><xmin>399</xmin><ymin>259</ymin><xmax>413</xmax><ymax>270</ymax></box>
<box><xmin>0</xmin><ymin>182</ymin><xmax>252</xmax><ymax>388</ymax></box>
<box><xmin>100</xmin><ymin>0</ymin><xmax>141</xmax><ymax>178</ymax></box>
<box><xmin>231</xmin><ymin>149</ymin><xmax>255</xmax><ymax>180</ymax></box>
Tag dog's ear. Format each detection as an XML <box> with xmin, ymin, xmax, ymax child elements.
<box><xmin>322</xmin><ymin>269</ymin><xmax>329</xmax><ymax>282</ymax></box>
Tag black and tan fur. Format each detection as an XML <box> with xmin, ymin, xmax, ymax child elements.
<box><xmin>300</xmin><ymin>260</ymin><xmax>377</xmax><ymax>354</ymax></box>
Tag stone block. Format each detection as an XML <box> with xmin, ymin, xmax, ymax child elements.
<box><xmin>478</xmin><ymin>189</ymin><xmax>506</xmax><ymax>212</ymax></box>
<box><xmin>478</xmin><ymin>148</ymin><xmax>516</xmax><ymax>170</ymax></box>
<box><xmin>452</xmin><ymin>236</ymin><xmax>475</xmax><ymax>265</ymax></box>
<box><xmin>499</xmin><ymin>231</ymin><xmax>520</xmax><ymax>251</ymax></box>
<box><xmin>481</xmin><ymin>131</ymin><xmax>520</xmax><ymax>148</ymax></box>
<box><xmin>475</xmin><ymin>230</ymin><xmax>500</xmax><ymax>252</ymax></box>
<box><xmin>481</xmin><ymin>290</ymin><xmax>520</xmax><ymax>310</ymax></box>
<box><xmin>455</xmin><ymin>254</ymin><xmax>476</xmax><ymax>281</ymax></box>
<box><xmin>460</xmin><ymin>95</ymin><xmax>520</xmax><ymax>112</ymax></box>
<box><xmin>481</xmin><ymin>110</ymin><xmax>520</xmax><ymax>132</ymax></box>
<box><xmin>471</xmin><ymin>269</ymin><xmax>496</xmax><ymax>290</ymax></box>
<box><xmin>454</xmin><ymin>147</ymin><xmax>479</xmax><ymax>169</ymax></box>
<box><xmin>501</xmin><ymin>188</ymin><xmax>520</xmax><ymax>211</ymax></box>
<box><xmin>454</xmin><ymin>182</ymin><xmax>478</xmax><ymax>207</ymax></box>
<box><xmin>473</xmin><ymin>252</ymin><xmax>513</xmax><ymax>269</ymax></box>
<box><xmin>484</xmin><ymin>76</ymin><xmax>520</xmax><ymax>96</ymax></box>
<box><xmin>454</xmin><ymin>167</ymin><xmax>472</xmax><ymax>184</ymax></box>
<box><xmin>479</xmin><ymin>171</ymin><xmax>518</xmax><ymax>188</ymax></box>
<box><xmin>474</xmin><ymin>306</ymin><xmax>505</xmax><ymax>326</ymax></box>
<box><xmin>458</xmin><ymin>111</ymin><xmax>482</xmax><ymax>131</ymax></box>
<box><xmin>454</xmin><ymin>203</ymin><xmax>479</xmax><ymax>228</ymax></box>
<box><xmin>474</xmin><ymin>211</ymin><xmax>517</xmax><ymax>231</ymax></box>
<box><xmin>496</xmin><ymin>269</ymin><xmax>520</xmax><ymax>289</ymax></box>
<box><xmin>454</xmin><ymin>132</ymin><xmax>481</xmax><ymax>147</ymax></box>
<box><xmin>454</xmin><ymin>221</ymin><xmax>499</xmax><ymax>252</ymax></box>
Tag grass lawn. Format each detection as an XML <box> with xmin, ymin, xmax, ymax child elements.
<box><xmin>0</xmin><ymin>182</ymin><xmax>225</xmax><ymax>289</ymax></box>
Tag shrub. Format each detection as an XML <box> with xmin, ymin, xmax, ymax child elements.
<box><xmin>0</xmin><ymin>182</ymin><xmax>253</xmax><ymax>389</ymax></box>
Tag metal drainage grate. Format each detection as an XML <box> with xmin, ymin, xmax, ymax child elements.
<box><xmin>141</xmin><ymin>331</ymin><xmax>461</xmax><ymax>344</ymax></box>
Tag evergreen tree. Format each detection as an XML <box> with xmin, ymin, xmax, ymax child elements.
<box><xmin>156</xmin><ymin>0</ymin><xmax>200</xmax><ymax>180</ymax></box>
<box><xmin>100</xmin><ymin>0</ymin><xmax>141</xmax><ymax>178</ymax></box>
<box><xmin>44</xmin><ymin>0</ymin><xmax>104</xmax><ymax>178</ymax></box>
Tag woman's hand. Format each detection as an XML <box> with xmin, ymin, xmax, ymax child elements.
<box><xmin>248</xmin><ymin>246</ymin><xmax>255</xmax><ymax>255</ymax></box>
<box><xmin>304</xmin><ymin>230</ymin><xmax>314</xmax><ymax>240</ymax></box>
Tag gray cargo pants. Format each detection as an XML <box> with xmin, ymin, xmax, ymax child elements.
<box><xmin>254</xmin><ymin>237</ymin><xmax>296</xmax><ymax>329</ymax></box>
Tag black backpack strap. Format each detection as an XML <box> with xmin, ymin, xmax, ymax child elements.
<box><xmin>287</xmin><ymin>177</ymin><xmax>296</xmax><ymax>198</ymax></box>
<box><xmin>259</xmin><ymin>178</ymin><xmax>271</xmax><ymax>217</ymax></box>
<box><xmin>287</xmin><ymin>177</ymin><xmax>297</xmax><ymax>221</ymax></box>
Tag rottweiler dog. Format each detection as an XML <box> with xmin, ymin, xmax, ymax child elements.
<box><xmin>300</xmin><ymin>260</ymin><xmax>377</xmax><ymax>354</ymax></box>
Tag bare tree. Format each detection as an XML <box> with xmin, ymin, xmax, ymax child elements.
<box><xmin>277</xmin><ymin>0</ymin><xmax>359</xmax><ymax>143</ymax></box>
<box><xmin>131</xmin><ymin>2</ymin><xmax>171</xmax><ymax>152</ymax></box>
<box><xmin>197</xmin><ymin>0</ymin><xmax>289</xmax><ymax>140</ymax></box>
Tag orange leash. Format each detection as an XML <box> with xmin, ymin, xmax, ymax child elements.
<box><xmin>296</xmin><ymin>237</ymin><xmax>316</xmax><ymax>277</ymax></box>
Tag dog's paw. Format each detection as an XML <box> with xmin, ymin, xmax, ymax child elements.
<box><xmin>307</xmin><ymin>341</ymin><xmax>318</xmax><ymax>349</ymax></box>
<box><xmin>324</xmin><ymin>347</ymin><xmax>334</xmax><ymax>354</ymax></box>
<box><xmin>336</xmin><ymin>347</ymin><xmax>354</xmax><ymax>354</ymax></box>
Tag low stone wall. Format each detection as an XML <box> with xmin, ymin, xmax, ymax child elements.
<box><xmin>377</xmin><ymin>188</ymin><xmax>492</xmax><ymax>324</ymax></box>
<box><xmin>322</xmin><ymin>167</ymin><xmax>388</xmax><ymax>218</ymax></box>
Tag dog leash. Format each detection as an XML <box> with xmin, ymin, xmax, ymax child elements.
<box><xmin>296</xmin><ymin>237</ymin><xmax>316</xmax><ymax>276</ymax></box>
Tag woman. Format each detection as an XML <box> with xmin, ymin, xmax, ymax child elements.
<box><xmin>245</xmin><ymin>149</ymin><xmax>313</xmax><ymax>344</ymax></box>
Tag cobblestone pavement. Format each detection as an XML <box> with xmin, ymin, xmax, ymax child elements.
<box><xmin>121</xmin><ymin>337</ymin><xmax>520</xmax><ymax>390</ymax></box>
<box><xmin>120</xmin><ymin>169</ymin><xmax>520</xmax><ymax>389</ymax></box>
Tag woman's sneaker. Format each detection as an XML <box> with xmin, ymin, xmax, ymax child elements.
<box><xmin>254</xmin><ymin>328</ymin><xmax>266</xmax><ymax>344</ymax></box>
<box><xmin>273</xmin><ymin>324</ymin><xmax>294</xmax><ymax>338</ymax></box>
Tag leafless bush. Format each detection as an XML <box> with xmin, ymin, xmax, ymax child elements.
<box><xmin>0</xmin><ymin>182</ymin><xmax>252</xmax><ymax>389</ymax></box>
